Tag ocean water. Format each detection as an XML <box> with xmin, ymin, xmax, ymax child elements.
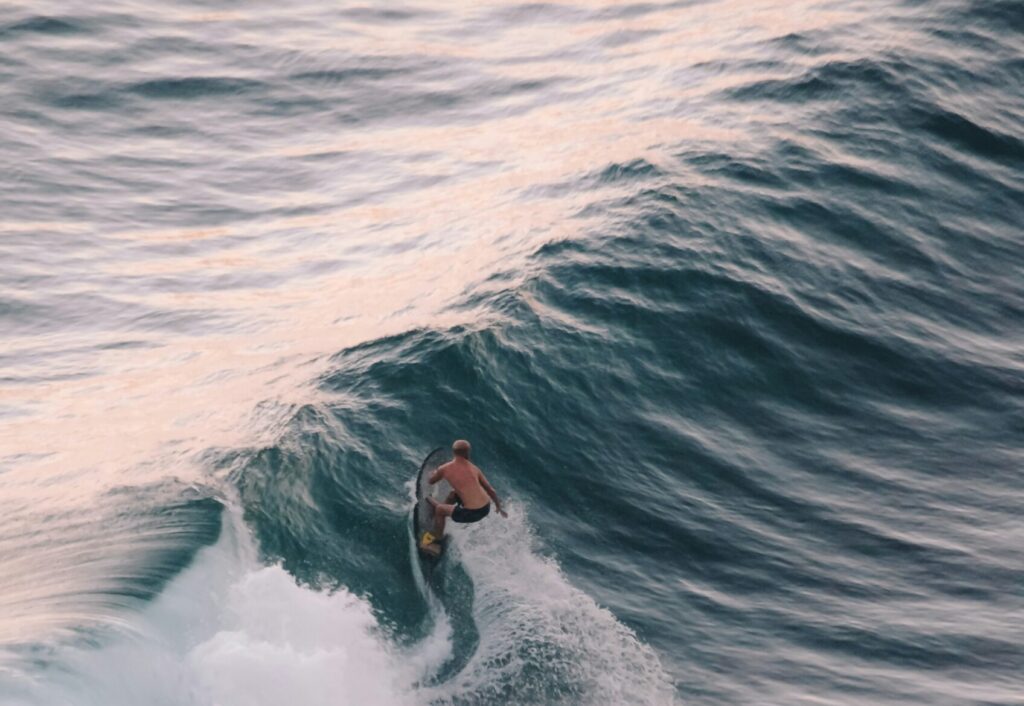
<box><xmin>1</xmin><ymin>0</ymin><xmax>1022</xmax><ymax>704</ymax></box>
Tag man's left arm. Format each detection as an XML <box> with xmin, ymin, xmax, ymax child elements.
<box><xmin>478</xmin><ymin>470</ymin><xmax>508</xmax><ymax>518</ymax></box>
<box><xmin>429</xmin><ymin>462</ymin><xmax>447</xmax><ymax>485</ymax></box>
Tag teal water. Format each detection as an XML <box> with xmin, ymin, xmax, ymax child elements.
<box><xmin>1</xmin><ymin>1</ymin><xmax>1022</xmax><ymax>704</ymax></box>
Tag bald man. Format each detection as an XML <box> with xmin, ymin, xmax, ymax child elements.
<box><xmin>426</xmin><ymin>439</ymin><xmax>507</xmax><ymax>542</ymax></box>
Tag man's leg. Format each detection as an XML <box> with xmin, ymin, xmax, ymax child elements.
<box><xmin>427</xmin><ymin>497</ymin><xmax>454</xmax><ymax>539</ymax></box>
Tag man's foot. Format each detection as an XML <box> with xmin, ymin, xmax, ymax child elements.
<box><xmin>419</xmin><ymin>541</ymin><xmax>442</xmax><ymax>558</ymax></box>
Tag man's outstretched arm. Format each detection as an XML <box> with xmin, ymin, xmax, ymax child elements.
<box><xmin>478</xmin><ymin>471</ymin><xmax>508</xmax><ymax>518</ymax></box>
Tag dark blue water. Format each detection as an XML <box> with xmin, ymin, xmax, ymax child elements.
<box><xmin>1</xmin><ymin>1</ymin><xmax>1022</xmax><ymax>704</ymax></box>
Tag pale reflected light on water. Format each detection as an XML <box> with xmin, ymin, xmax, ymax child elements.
<box><xmin>1</xmin><ymin>0</ymin><xmax>874</xmax><ymax>484</ymax></box>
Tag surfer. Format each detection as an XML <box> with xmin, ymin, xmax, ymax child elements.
<box><xmin>427</xmin><ymin>439</ymin><xmax>507</xmax><ymax>540</ymax></box>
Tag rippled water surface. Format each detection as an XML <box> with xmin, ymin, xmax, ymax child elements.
<box><xmin>1</xmin><ymin>0</ymin><xmax>1022</xmax><ymax>704</ymax></box>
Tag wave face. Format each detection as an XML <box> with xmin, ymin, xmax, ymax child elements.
<box><xmin>1</xmin><ymin>0</ymin><xmax>1022</xmax><ymax>704</ymax></box>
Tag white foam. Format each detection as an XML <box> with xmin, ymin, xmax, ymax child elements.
<box><xmin>6</xmin><ymin>509</ymin><xmax>447</xmax><ymax>706</ymax></box>
<box><xmin>429</xmin><ymin>504</ymin><xmax>678</xmax><ymax>706</ymax></box>
<box><xmin>5</xmin><ymin>503</ymin><xmax>675</xmax><ymax>706</ymax></box>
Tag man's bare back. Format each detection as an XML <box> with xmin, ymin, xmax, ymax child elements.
<box><xmin>425</xmin><ymin>439</ymin><xmax>507</xmax><ymax>541</ymax></box>
<box><xmin>435</xmin><ymin>457</ymin><xmax>491</xmax><ymax>509</ymax></box>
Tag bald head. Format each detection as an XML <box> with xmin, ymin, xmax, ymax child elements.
<box><xmin>452</xmin><ymin>439</ymin><xmax>471</xmax><ymax>459</ymax></box>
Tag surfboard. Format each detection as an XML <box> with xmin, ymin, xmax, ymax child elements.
<box><xmin>412</xmin><ymin>447</ymin><xmax>452</xmax><ymax>563</ymax></box>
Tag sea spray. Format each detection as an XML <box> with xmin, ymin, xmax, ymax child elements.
<box><xmin>12</xmin><ymin>508</ymin><xmax>449</xmax><ymax>706</ymax></box>
<box><xmin>424</xmin><ymin>503</ymin><xmax>677</xmax><ymax>706</ymax></box>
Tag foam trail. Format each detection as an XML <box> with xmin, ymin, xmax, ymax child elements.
<box><xmin>5</xmin><ymin>501</ymin><xmax>672</xmax><ymax>706</ymax></box>
<box><xmin>428</xmin><ymin>503</ymin><xmax>677</xmax><ymax>706</ymax></box>
<box><xmin>9</xmin><ymin>507</ymin><xmax>450</xmax><ymax>706</ymax></box>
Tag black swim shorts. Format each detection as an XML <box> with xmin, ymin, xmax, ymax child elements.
<box><xmin>452</xmin><ymin>502</ymin><xmax>490</xmax><ymax>524</ymax></box>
